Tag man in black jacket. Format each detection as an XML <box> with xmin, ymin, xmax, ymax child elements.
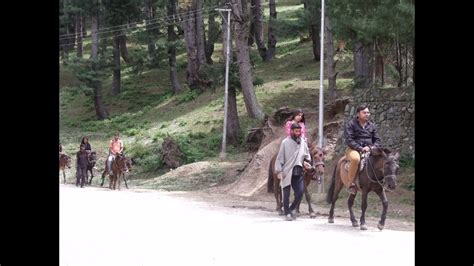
<box><xmin>344</xmin><ymin>105</ymin><xmax>382</xmax><ymax>194</ymax></box>
<box><xmin>76</xmin><ymin>144</ymin><xmax>90</xmax><ymax>188</ymax></box>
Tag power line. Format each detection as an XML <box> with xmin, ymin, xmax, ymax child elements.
<box><xmin>59</xmin><ymin>5</ymin><xmax>218</xmax><ymax>40</ymax></box>
<box><xmin>59</xmin><ymin>8</ymin><xmax>216</xmax><ymax>48</ymax></box>
<box><xmin>59</xmin><ymin>6</ymin><xmax>216</xmax><ymax>40</ymax></box>
<box><xmin>58</xmin><ymin>10</ymin><xmax>205</xmax><ymax>47</ymax></box>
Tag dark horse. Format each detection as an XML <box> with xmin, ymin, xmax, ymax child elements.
<box><xmin>267</xmin><ymin>143</ymin><xmax>326</xmax><ymax>218</ymax></box>
<box><xmin>100</xmin><ymin>153</ymin><xmax>132</xmax><ymax>190</ymax></box>
<box><xmin>86</xmin><ymin>151</ymin><xmax>97</xmax><ymax>184</ymax></box>
<box><xmin>59</xmin><ymin>154</ymin><xmax>72</xmax><ymax>184</ymax></box>
<box><xmin>326</xmin><ymin>147</ymin><xmax>399</xmax><ymax>230</ymax></box>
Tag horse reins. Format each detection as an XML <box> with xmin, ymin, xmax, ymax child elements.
<box><xmin>366</xmin><ymin>155</ymin><xmax>395</xmax><ymax>192</ymax></box>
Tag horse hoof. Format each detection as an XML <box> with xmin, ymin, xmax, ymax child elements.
<box><xmin>360</xmin><ymin>224</ymin><xmax>368</xmax><ymax>230</ymax></box>
<box><xmin>352</xmin><ymin>221</ymin><xmax>359</xmax><ymax>227</ymax></box>
<box><xmin>377</xmin><ymin>223</ymin><xmax>384</xmax><ymax>230</ymax></box>
<box><xmin>328</xmin><ymin>217</ymin><xmax>334</xmax><ymax>223</ymax></box>
<box><xmin>310</xmin><ymin>212</ymin><xmax>316</xmax><ymax>218</ymax></box>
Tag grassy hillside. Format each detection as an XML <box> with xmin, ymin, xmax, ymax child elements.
<box><xmin>59</xmin><ymin>4</ymin><xmax>413</xmax><ymax>212</ymax></box>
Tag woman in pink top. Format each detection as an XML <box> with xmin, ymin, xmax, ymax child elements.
<box><xmin>285</xmin><ymin>109</ymin><xmax>307</xmax><ymax>139</ymax></box>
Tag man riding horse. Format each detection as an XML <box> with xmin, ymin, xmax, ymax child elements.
<box><xmin>344</xmin><ymin>105</ymin><xmax>382</xmax><ymax>194</ymax></box>
<box><xmin>104</xmin><ymin>132</ymin><xmax>123</xmax><ymax>176</ymax></box>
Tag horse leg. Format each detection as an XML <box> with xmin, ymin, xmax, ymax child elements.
<box><xmin>303</xmin><ymin>177</ymin><xmax>316</xmax><ymax>218</ymax></box>
<box><xmin>375</xmin><ymin>189</ymin><xmax>388</xmax><ymax>230</ymax></box>
<box><xmin>116</xmin><ymin>174</ymin><xmax>122</xmax><ymax>190</ymax></box>
<box><xmin>123</xmin><ymin>173</ymin><xmax>129</xmax><ymax>189</ymax></box>
<box><xmin>274</xmin><ymin>188</ymin><xmax>283</xmax><ymax>215</ymax></box>
<box><xmin>273</xmin><ymin>177</ymin><xmax>284</xmax><ymax>215</ymax></box>
<box><xmin>348</xmin><ymin>192</ymin><xmax>359</xmax><ymax>227</ymax></box>
<box><xmin>62</xmin><ymin>170</ymin><xmax>66</xmax><ymax>184</ymax></box>
<box><xmin>88</xmin><ymin>173</ymin><xmax>93</xmax><ymax>185</ymax></box>
<box><xmin>304</xmin><ymin>186</ymin><xmax>316</xmax><ymax>218</ymax></box>
<box><xmin>359</xmin><ymin>191</ymin><xmax>369</xmax><ymax>230</ymax></box>
<box><xmin>100</xmin><ymin>170</ymin><xmax>106</xmax><ymax>187</ymax></box>
<box><xmin>87</xmin><ymin>168</ymin><xmax>92</xmax><ymax>184</ymax></box>
<box><xmin>305</xmin><ymin>187</ymin><xmax>316</xmax><ymax>218</ymax></box>
<box><xmin>328</xmin><ymin>179</ymin><xmax>344</xmax><ymax>223</ymax></box>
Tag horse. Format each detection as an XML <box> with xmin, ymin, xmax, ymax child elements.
<box><xmin>100</xmin><ymin>153</ymin><xmax>132</xmax><ymax>189</ymax></box>
<box><xmin>59</xmin><ymin>153</ymin><xmax>72</xmax><ymax>184</ymax></box>
<box><xmin>326</xmin><ymin>147</ymin><xmax>399</xmax><ymax>230</ymax></box>
<box><xmin>267</xmin><ymin>143</ymin><xmax>326</xmax><ymax>218</ymax></box>
<box><xmin>86</xmin><ymin>151</ymin><xmax>97</xmax><ymax>184</ymax></box>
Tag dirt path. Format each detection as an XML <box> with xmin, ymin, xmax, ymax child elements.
<box><xmin>60</xmin><ymin>184</ymin><xmax>414</xmax><ymax>266</ymax></box>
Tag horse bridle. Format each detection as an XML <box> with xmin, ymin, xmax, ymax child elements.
<box><xmin>309</xmin><ymin>159</ymin><xmax>325</xmax><ymax>183</ymax></box>
<box><xmin>366</xmin><ymin>155</ymin><xmax>395</xmax><ymax>192</ymax></box>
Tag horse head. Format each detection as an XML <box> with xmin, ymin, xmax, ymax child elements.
<box><xmin>88</xmin><ymin>151</ymin><xmax>97</xmax><ymax>164</ymax></box>
<box><xmin>307</xmin><ymin>144</ymin><xmax>327</xmax><ymax>183</ymax></box>
<box><xmin>114</xmin><ymin>153</ymin><xmax>130</xmax><ymax>173</ymax></box>
<box><xmin>124</xmin><ymin>156</ymin><xmax>132</xmax><ymax>173</ymax></box>
<box><xmin>368</xmin><ymin>147</ymin><xmax>400</xmax><ymax>191</ymax></box>
<box><xmin>61</xmin><ymin>154</ymin><xmax>72</xmax><ymax>169</ymax></box>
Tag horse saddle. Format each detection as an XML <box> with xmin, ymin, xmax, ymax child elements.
<box><xmin>343</xmin><ymin>152</ymin><xmax>369</xmax><ymax>173</ymax></box>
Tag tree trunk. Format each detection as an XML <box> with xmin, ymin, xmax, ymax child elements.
<box><xmin>111</xmin><ymin>34</ymin><xmax>121</xmax><ymax>96</ymax></box>
<box><xmin>405</xmin><ymin>43</ymin><xmax>408</xmax><ymax>86</ymax></box>
<box><xmin>395</xmin><ymin>41</ymin><xmax>403</xmax><ymax>87</ymax></box>
<box><xmin>91</xmin><ymin>8</ymin><xmax>109</xmax><ymax>120</ymax></box>
<box><xmin>205</xmin><ymin>11</ymin><xmax>218</xmax><ymax>64</ymax></box>
<box><xmin>168</xmin><ymin>0</ymin><xmax>182</xmax><ymax>93</ymax></box>
<box><xmin>353</xmin><ymin>40</ymin><xmax>372</xmax><ymax>89</ymax></box>
<box><xmin>248</xmin><ymin>16</ymin><xmax>255</xmax><ymax>46</ymax></box>
<box><xmin>266</xmin><ymin>0</ymin><xmax>277</xmax><ymax>60</ymax></box>
<box><xmin>119</xmin><ymin>35</ymin><xmax>130</xmax><ymax>63</ymax></box>
<box><xmin>412</xmin><ymin>39</ymin><xmax>415</xmax><ymax>84</ymax></box>
<box><xmin>182</xmin><ymin>9</ymin><xmax>199</xmax><ymax>89</ymax></box>
<box><xmin>325</xmin><ymin>15</ymin><xmax>337</xmax><ymax>101</ymax></box>
<box><xmin>252</xmin><ymin>0</ymin><xmax>267</xmax><ymax>61</ymax></box>
<box><xmin>232</xmin><ymin>0</ymin><xmax>265</xmax><ymax>119</ymax></box>
<box><xmin>65</xmin><ymin>23</ymin><xmax>76</xmax><ymax>57</ymax></box>
<box><xmin>76</xmin><ymin>13</ymin><xmax>83</xmax><ymax>58</ymax></box>
<box><xmin>195</xmin><ymin>0</ymin><xmax>206</xmax><ymax>66</ymax></box>
<box><xmin>145</xmin><ymin>0</ymin><xmax>156</xmax><ymax>55</ymax></box>
<box><xmin>310</xmin><ymin>24</ymin><xmax>320</xmax><ymax>61</ymax></box>
<box><xmin>90</xmin><ymin>13</ymin><xmax>99</xmax><ymax>58</ymax></box>
<box><xmin>226</xmin><ymin>85</ymin><xmax>241</xmax><ymax>146</ymax></box>
<box><xmin>374</xmin><ymin>39</ymin><xmax>384</xmax><ymax>86</ymax></box>
<box><xmin>82</xmin><ymin>15</ymin><xmax>87</xmax><ymax>39</ymax></box>
<box><xmin>305</xmin><ymin>0</ymin><xmax>320</xmax><ymax>61</ymax></box>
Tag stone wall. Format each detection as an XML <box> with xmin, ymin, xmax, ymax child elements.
<box><xmin>335</xmin><ymin>86</ymin><xmax>415</xmax><ymax>158</ymax></box>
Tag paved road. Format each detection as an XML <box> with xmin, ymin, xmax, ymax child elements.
<box><xmin>60</xmin><ymin>185</ymin><xmax>414</xmax><ymax>266</ymax></box>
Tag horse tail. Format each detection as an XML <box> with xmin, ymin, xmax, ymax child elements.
<box><xmin>267</xmin><ymin>158</ymin><xmax>274</xmax><ymax>193</ymax></box>
<box><xmin>326</xmin><ymin>163</ymin><xmax>338</xmax><ymax>204</ymax></box>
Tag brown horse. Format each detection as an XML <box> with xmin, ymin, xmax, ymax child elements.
<box><xmin>101</xmin><ymin>154</ymin><xmax>132</xmax><ymax>190</ymax></box>
<box><xmin>59</xmin><ymin>154</ymin><xmax>72</xmax><ymax>184</ymax></box>
<box><xmin>86</xmin><ymin>151</ymin><xmax>97</xmax><ymax>184</ymax></box>
<box><xmin>326</xmin><ymin>147</ymin><xmax>399</xmax><ymax>230</ymax></box>
<box><xmin>267</xmin><ymin>143</ymin><xmax>326</xmax><ymax>218</ymax></box>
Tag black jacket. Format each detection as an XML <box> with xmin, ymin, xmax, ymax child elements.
<box><xmin>76</xmin><ymin>151</ymin><xmax>90</xmax><ymax>168</ymax></box>
<box><xmin>344</xmin><ymin>117</ymin><xmax>382</xmax><ymax>152</ymax></box>
<box><xmin>81</xmin><ymin>142</ymin><xmax>92</xmax><ymax>151</ymax></box>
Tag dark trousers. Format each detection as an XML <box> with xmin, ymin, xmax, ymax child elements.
<box><xmin>76</xmin><ymin>166</ymin><xmax>87</xmax><ymax>187</ymax></box>
<box><xmin>282</xmin><ymin>174</ymin><xmax>304</xmax><ymax>215</ymax></box>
